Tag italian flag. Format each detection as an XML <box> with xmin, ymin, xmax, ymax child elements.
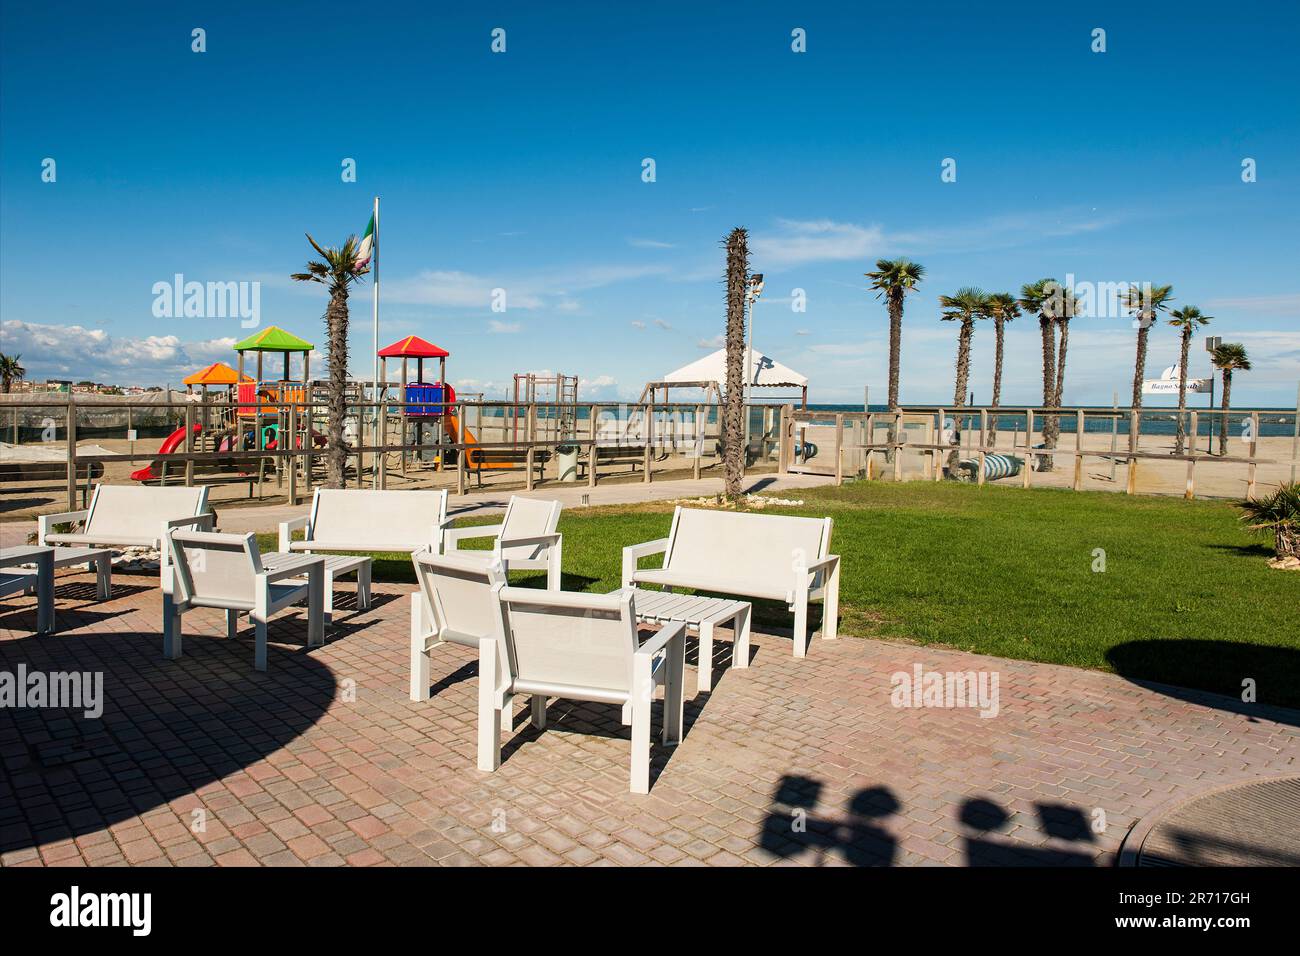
<box><xmin>354</xmin><ymin>214</ymin><xmax>375</xmax><ymax>269</ymax></box>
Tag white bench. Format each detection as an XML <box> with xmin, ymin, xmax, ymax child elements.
<box><xmin>278</xmin><ymin>488</ymin><xmax>450</xmax><ymax>555</ymax></box>
<box><xmin>622</xmin><ymin>506</ymin><xmax>840</xmax><ymax>658</ymax></box>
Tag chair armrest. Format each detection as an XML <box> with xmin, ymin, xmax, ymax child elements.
<box><xmin>262</xmin><ymin>555</ymin><xmax>325</xmax><ymax>583</ymax></box>
<box><xmin>443</xmin><ymin>523</ymin><xmax>504</xmax><ymax>550</ymax></box>
<box><xmin>800</xmin><ymin>554</ymin><xmax>840</xmax><ymax>575</ymax></box>
<box><xmin>622</xmin><ymin>537</ymin><xmax>669</xmax><ymax>588</ymax></box>
<box><xmin>166</xmin><ymin>513</ymin><xmax>216</xmax><ymax>531</ymax></box>
<box><xmin>38</xmin><ymin>510</ymin><xmax>89</xmax><ymax>544</ymax></box>
<box><xmin>279</xmin><ymin>514</ymin><xmax>310</xmax><ymax>553</ymax></box>
<box><xmin>636</xmin><ymin>620</ymin><xmax>687</xmax><ymax>658</ymax></box>
<box><xmin>497</xmin><ymin>532</ymin><xmax>561</xmax><ymax>551</ymax></box>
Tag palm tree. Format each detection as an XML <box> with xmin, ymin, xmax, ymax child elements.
<box><xmin>1018</xmin><ymin>279</ymin><xmax>1061</xmax><ymax>470</ymax></box>
<box><xmin>939</xmin><ymin>287</ymin><xmax>988</xmax><ymax>473</ymax></box>
<box><xmin>1210</xmin><ymin>342</ymin><xmax>1251</xmax><ymax>457</ymax></box>
<box><xmin>1120</xmin><ymin>283</ymin><xmax>1175</xmax><ymax>448</ymax></box>
<box><xmin>983</xmin><ymin>293</ymin><xmax>1020</xmax><ymax>446</ymax></box>
<box><xmin>1052</xmin><ymin>285</ymin><xmax>1082</xmax><ymax>429</ymax></box>
<box><xmin>0</xmin><ymin>353</ymin><xmax>25</xmax><ymax>393</ymax></box>
<box><xmin>866</xmin><ymin>258</ymin><xmax>925</xmax><ymax>460</ymax></box>
<box><xmin>722</xmin><ymin>227</ymin><xmax>749</xmax><ymax>499</ymax></box>
<box><xmin>1167</xmin><ymin>306</ymin><xmax>1212</xmax><ymax>455</ymax></box>
<box><xmin>291</xmin><ymin>234</ymin><xmax>369</xmax><ymax>488</ymax></box>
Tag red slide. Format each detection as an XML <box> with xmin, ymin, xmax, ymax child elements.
<box><xmin>130</xmin><ymin>424</ymin><xmax>201</xmax><ymax>481</ymax></box>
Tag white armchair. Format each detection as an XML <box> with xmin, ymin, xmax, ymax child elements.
<box><xmin>409</xmin><ymin>550</ymin><xmax>507</xmax><ymax>701</ymax></box>
<box><xmin>442</xmin><ymin>495</ymin><xmax>563</xmax><ymax>590</ymax></box>
<box><xmin>165</xmin><ymin>529</ymin><xmax>324</xmax><ymax>671</ymax></box>
<box><xmin>480</xmin><ymin>586</ymin><xmax>685</xmax><ymax>794</ymax></box>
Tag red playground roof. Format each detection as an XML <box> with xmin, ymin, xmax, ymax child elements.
<box><xmin>377</xmin><ymin>335</ymin><xmax>449</xmax><ymax>358</ymax></box>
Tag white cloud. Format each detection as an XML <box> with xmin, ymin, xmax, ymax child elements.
<box><xmin>653</xmin><ymin>319</ymin><xmax>672</xmax><ymax>330</ymax></box>
<box><xmin>751</xmin><ymin>219</ymin><xmax>886</xmax><ymax>268</ymax></box>
<box><xmin>487</xmin><ymin>320</ymin><xmax>521</xmax><ymax>334</ymax></box>
<box><xmin>697</xmin><ymin>335</ymin><xmax>724</xmax><ymax>349</ymax></box>
<box><xmin>630</xmin><ymin>320</ymin><xmax>646</xmax><ymax>330</ymax></box>
<box><xmin>1203</xmin><ymin>293</ymin><xmax>1300</xmax><ymax>316</ymax></box>
<box><xmin>628</xmin><ymin>238</ymin><xmax>675</xmax><ymax>249</ymax></box>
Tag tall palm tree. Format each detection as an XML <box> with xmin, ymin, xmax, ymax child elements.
<box><xmin>1018</xmin><ymin>279</ymin><xmax>1062</xmax><ymax>470</ymax></box>
<box><xmin>1120</xmin><ymin>283</ymin><xmax>1175</xmax><ymax>449</ymax></box>
<box><xmin>0</xmin><ymin>353</ymin><xmax>25</xmax><ymax>393</ymax></box>
<box><xmin>939</xmin><ymin>287</ymin><xmax>988</xmax><ymax>472</ymax></box>
<box><xmin>1210</xmin><ymin>343</ymin><xmax>1251</xmax><ymax>456</ymax></box>
<box><xmin>1052</xmin><ymin>285</ymin><xmax>1082</xmax><ymax>426</ymax></box>
<box><xmin>722</xmin><ymin>227</ymin><xmax>749</xmax><ymax>499</ymax></box>
<box><xmin>1167</xmin><ymin>306</ymin><xmax>1212</xmax><ymax>455</ymax></box>
<box><xmin>291</xmin><ymin>234</ymin><xmax>369</xmax><ymax>488</ymax></box>
<box><xmin>983</xmin><ymin>293</ymin><xmax>1020</xmax><ymax>446</ymax></box>
<box><xmin>866</xmin><ymin>258</ymin><xmax>925</xmax><ymax>460</ymax></box>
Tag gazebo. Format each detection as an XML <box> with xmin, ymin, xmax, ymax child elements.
<box><xmin>234</xmin><ymin>326</ymin><xmax>314</xmax><ymax>384</ymax></box>
<box><xmin>650</xmin><ymin>346</ymin><xmax>809</xmax><ymax>407</ymax></box>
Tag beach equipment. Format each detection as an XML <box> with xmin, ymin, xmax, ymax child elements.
<box><xmin>957</xmin><ymin>454</ymin><xmax>1023</xmax><ymax>481</ymax></box>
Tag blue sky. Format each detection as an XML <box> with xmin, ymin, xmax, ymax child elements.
<box><xmin>2</xmin><ymin>0</ymin><xmax>1298</xmax><ymax>404</ymax></box>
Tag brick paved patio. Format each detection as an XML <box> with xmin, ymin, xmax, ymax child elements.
<box><xmin>2</xmin><ymin>568</ymin><xmax>1297</xmax><ymax>867</ymax></box>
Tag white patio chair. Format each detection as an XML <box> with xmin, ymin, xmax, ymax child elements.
<box><xmin>441</xmin><ymin>495</ymin><xmax>563</xmax><ymax>589</ymax></box>
<box><xmin>165</xmin><ymin>529</ymin><xmax>324</xmax><ymax>672</ymax></box>
<box><xmin>409</xmin><ymin>550</ymin><xmax>507</xmax><ymax>701</ymax></box>
<box><xmin>480</xmin><ymin>586</ymin><xmax>686</xmax><ymax>794</ymax></box>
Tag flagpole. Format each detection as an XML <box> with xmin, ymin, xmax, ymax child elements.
<box><xmin>371</xmin><ymin>195</ymin><xmax>380</xmax><ymax>488</ymax></box>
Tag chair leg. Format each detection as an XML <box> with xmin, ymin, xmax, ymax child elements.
<box><xmin>823</xmin><ymin>562</ymin><xmax>841</xmax><ymax>640</ymax></box>
<box><xmin>358</xmin><ymin>562</ymin><xmax>372</xmax><ymax>610</ymax></box>
<box><xmin>477</xmin><ymin>639</ymin><xmax>502</xmax><ymax>772</ymax></box>
<box><xmin>307</xmin><ymin>564</ymin><xmax>325</xmax><ymax>647</ymax></box>
<box><xmin>530</xmin><ymin>695</ymin><xmax>547</xmax><ymax>729</ymax></box>
<box><xmin>96</xmin><ymin>555</ymin><xmax>111</xmax><ymax>600</ymax></box>
<box><xmin>163</xmin><ymin>599</ymin><xmax>183</xmax><ymax>660</ymax></box>
<box><xmin>226</xmin><ymin>609</ymin><xmax>238</xmax><ymax>640</ymax></box>
<box><xmin>793</xmin><ymin>591</ymin><xmax>809</xmax><ymax>658</ymax></box>
<box><xmin>254</xmin><ymin>618</ymin><xmax>268</xmax><ymax>671</ymax></box>
<box><xmin>631</xmin><ymin>656</ymin><xmax>652</xmax><ymax>794</ymax></box>
<box><xmin>409</xmin><ymin>594</ymin><xmax>431</xmax><ymax>702</ymax></box>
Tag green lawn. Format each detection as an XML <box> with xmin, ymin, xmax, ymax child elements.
<box><xmin>259</xmin><ymin>481</ymin><xmax>1300</xmax><ymax>708</ymax></box>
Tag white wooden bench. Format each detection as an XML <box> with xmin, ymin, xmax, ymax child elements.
<box><xmin>622</xmin><ymin>506</ymin><xmax>840</xmax><ymax>658</ymax></box>
<box><xmin>278</xmin><ymin>488</ymin><xmax>450</xmax><ymax>555</ymax></box>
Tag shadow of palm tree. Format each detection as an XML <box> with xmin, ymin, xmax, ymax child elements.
<box><xmin>0</xmin><ymin>619</ymin><xmax>336</xmax><ymax>853</ymax></box>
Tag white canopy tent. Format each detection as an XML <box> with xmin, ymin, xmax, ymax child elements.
<box><xmin>652</xmin><ymin>347</ymin><xmax>808</xmax><ymax>406</ymax></box>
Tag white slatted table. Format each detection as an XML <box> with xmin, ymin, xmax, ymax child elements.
<box><xmin>628</xmin><ymin>587</ymin><xmax>751</xmax><ymax>693</ymax></box>
<box><xmin>1</xmin><ymin>546</ymin><xmax>55</xmax><ymax>634</ymax></box>
<box><xmin>262</xmin><ymin>552</ymin><xmax>372</xmax><ymax>624</ymax></box>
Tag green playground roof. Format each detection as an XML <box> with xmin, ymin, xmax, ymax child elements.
<box><xmin>233</xmin><ymin>326</ymin><xmax>315</xmax><ymax>352</ymax></box>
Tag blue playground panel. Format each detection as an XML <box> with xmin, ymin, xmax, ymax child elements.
<box><xmin>404</xmin><ymin>383</ymin><xmax>449</xmax><ymax>417</ymax></box>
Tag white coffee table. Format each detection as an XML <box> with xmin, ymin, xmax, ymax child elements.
<box><xmin>1</xmin><ymin>546</ymin><xmax>55</xmax><ymax>634</ymax></box>
<box><xmin>262</xmin><ymin>552</ymin><xmax>372</xmax><ymax>623</ymax></box>
<box><xmin>44</xmin><ymin>546</ymin><xmax>114</xmax><ymax>599</ymax></box>
<box><xmin>628</xmin><ymin>588</ymin><xmax>751</xmax><ymax>693</ymax></box>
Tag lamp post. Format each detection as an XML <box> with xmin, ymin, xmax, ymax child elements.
<box><xmin>744</xmin><ymin>273</ymin><xmax>765</xmax><ymax>446</ymax></box>
<box><xmin>1204</xmin><ymin>336</ymin><xmax>1221</xmax><ymax>453</ymax></box>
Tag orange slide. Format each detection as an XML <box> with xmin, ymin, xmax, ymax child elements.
<box><xmin>444</xmin><ymin>414</ymin><xmax>513</xmax><ymax>468</ymax></box>
<box><xmin>131</xmin><ymin>423</ymin><xmax>202</xmax><ymax>481</ymax></box>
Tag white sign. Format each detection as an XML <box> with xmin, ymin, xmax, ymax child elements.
<box><xmin>1142</xmin><ymin>378</ymin><xmax>1211</xmax><ymax>395</ymax></box>
<box><xmin>126</xmin><ymin>429</ymin><xmax>138</xmax><ymax>442</ymax></box>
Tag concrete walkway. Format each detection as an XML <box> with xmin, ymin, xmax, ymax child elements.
<box><xmin>0</xmin><ymin>473</ymin><xmax>835</xmax><ymax>544</ymax></box>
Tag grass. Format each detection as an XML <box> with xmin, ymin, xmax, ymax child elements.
<box><xmin>259</xmin><ymin>481</ymin><xmax>1300</xmax><ymax>708</ymax></box>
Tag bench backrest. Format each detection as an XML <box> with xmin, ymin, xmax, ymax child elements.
<box><xmin>496</xmin><ymin>587</ymin><xmax>637</xmax><ymax>696</ymax></box>
<box><xmin>413</xmin><ymin>551</ymin><xmax>506</xmax><ymax>640</ymax></box>
<box><xmin>85</xmin><ymin>485</ymin><xmax>210</xmax><ymax>540</ymax></box>
<box><xmin>664</xmin><ymin>507</ymin><xmax>831</xmax><ymax>588</ymax></box>
<box><xmin>309</xmin><ymin>488</ymin><xmax>447</xmax><ymax>550</ymax></box>
<box><xmin>168</xmin><ymin>530</ymin><xmax>261</xmax><ymax>605</ymax></box>
<box><xmin>500</xmin><ymin>496</ymin><xmax>562</xmax><ymax>562</ymax></box>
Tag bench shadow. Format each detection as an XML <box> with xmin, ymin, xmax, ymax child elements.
<box><xmin>0</xmin><ymin>624</ymin><xmax>336</xmax><ymax>854</ymax></box>
<box><xmin>1106</xmin><ymin>639</ymin><xmax>1300</xmax><ymax>725</ymax></box>
<box><xmin>960</xmin><ymin>797</ymin><xmax>1097</xmax><ymax>866</ymax></box>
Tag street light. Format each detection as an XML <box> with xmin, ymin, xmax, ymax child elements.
<box><xmin>744</xmin><ymin>273</ymin><xmax>765</xmax><ymax>446</ymax></box>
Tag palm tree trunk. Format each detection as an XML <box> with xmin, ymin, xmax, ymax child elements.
<box><xmin>722</xmin><ymin>228</ymin><xmax>749</xmax><ymax>499</ymax></box>
<box><xmin>988</xmin><ymin>316</ymin><xmax>1004</xmax><ymax>447</ymax></box>
<box><xmin>885</xmin><ymin>290</ymin><xmax>903</xmax><ymax>464</ymax></box>
<box><xmin>325</xmin><ymin>287</ymin><xmax>350</xmax><ymax>488</ymax></box>
<box><xmin>1037</xmin><ymin>315</ymin><xmax>1056</xmax><ymax>471</ymax></box>
<box><xmin>1130</xmin><ymin>325</ymin><xmax>1149</xmax><ymax>452</ymax></box>
<box><xmin>1175</xmin><ymin>328</ymin><xmax>1191</xmax><ymax>456</ymax></box>
<box><xmin>948</xmin><ymin>318</ymin><xmax>973</xmax><ymax>472</ymax></box>
<box><xmin>1218</xmin><ymin>370</ymin><xmax>1232</xmax><ymax>456</ymax></box>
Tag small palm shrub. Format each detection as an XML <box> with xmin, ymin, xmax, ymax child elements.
<box><xmin>1238</xmin><ymin>483</ymin><xmax>1300</xmax><ymax>560</ymax></box>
